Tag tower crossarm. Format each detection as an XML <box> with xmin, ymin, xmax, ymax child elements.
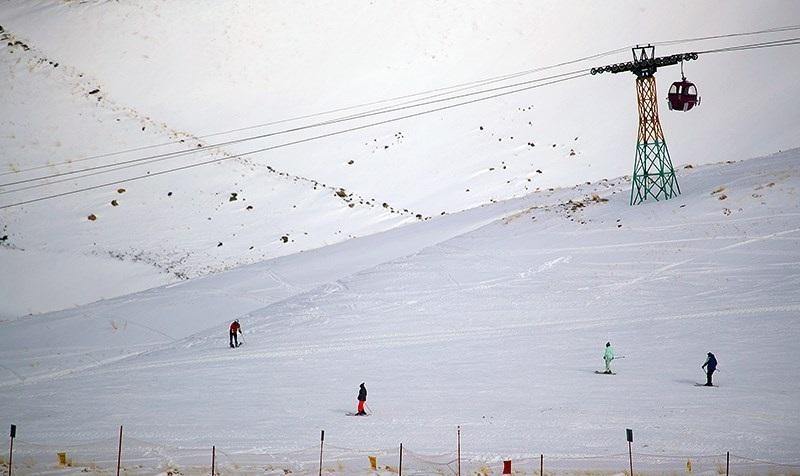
<box><xmin>591</xmin><ymin>51</ymin><xmax>698</xmax><ymax>77</ymax></box>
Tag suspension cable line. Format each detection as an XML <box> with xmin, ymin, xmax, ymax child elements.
<box><xmin>0</xmin><ymin>72</ymin><xmax>589</xmax><ymax>210</ymax></box>
<box><xmin>5</xmin><ymin>23</ymin><xmax>799</xmax><ymax>178</ymax></box>
<box><xmin>0</xmin><ymin>68</ymin><xmax>589</xmax><ymax>193</ymax></box>
<box><xmin>2</xmin><ymin>29</ymin><xmax>800</xmax><ymax>208</ymax></box>
<box><xmin>0</xmin><ymin>47</ymin><xmax>629</xmax><ymax>178</ymax></box>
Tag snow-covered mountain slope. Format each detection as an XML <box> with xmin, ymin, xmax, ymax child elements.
<box><xmin>1</xmin><ymin>151</ymin><xmax>798</xmax><ymax>474</ymax></box>
<box><xmin>1</xmin><ymin>1</ymin><xmax>799</xmax><ymax>317</ymax></box>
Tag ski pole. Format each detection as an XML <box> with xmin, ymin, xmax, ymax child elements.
<box><xmin>365</xmin><ymin>403</ymin><xmax>373</xmax><ymax>415</ymax></box>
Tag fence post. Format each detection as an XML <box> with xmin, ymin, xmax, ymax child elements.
<box><xmin>318</xmin><ymin>430</ymin><xmax>325</xmax><ymax>476</ymax></box>
<box><xmin>726</xmin><ymin>451</ymin><xmax>729</xmax><ymax>476</ymax></box>
<box><xmin>457</xmin><ymin>426</ymin><xmax>461</xmax><ymax>476</ymax></box>
<box><xmin>8</xmin><ymin>425</ymin><xmax>15</xmax><ymax>476</ymax></box>
<box><xmin>626</xmin><ymin>428</ymin><xmax>634</xmax><ymax>476</ymax></box>
<box><xmin>399</xmin><ymin>443</ymin><xmax>403</xmax><ymax>476</ymax></box>
<box><xmin>116</xmin><ymin>425</ymin><xmax>123</xmax><ymax>476</ymax></box>
<box><xmin>211</xmin><ymin>445</ymin><xmax>215</xmax><ymax>476</ymax></box>
<box><xmin>540</xmin><ymin>454</ymin><xmax>543</xmax><ymax>476</ymax></box>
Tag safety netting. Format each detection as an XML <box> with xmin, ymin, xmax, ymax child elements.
<box><xmin>3</xmin><ymin>438</ymin><xmax>799</xmax><ymax>475</ymax></box>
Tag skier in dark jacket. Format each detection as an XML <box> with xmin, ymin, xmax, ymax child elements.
<box><xmin>356</xmin><ymin>382</ymin><xmax>367</xmax><ymax>415</ymax></box>
<box><xmin>229</xmin><ymin>319</ymin><xmax>242</xmax><ymax>348</ymax></box>
<box><xmin>701</xmin><ymin>352</ymin><xmax>717</xmax><ymax>386</ymax></box>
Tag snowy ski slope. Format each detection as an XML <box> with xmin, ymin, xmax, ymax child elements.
<box><xmin>2</xmin><ymin>1</ymin><xmax>799</xmax><ymax>316</ymax></box>
<box><xmin>1</xmin><ymin>151</ymin><xmax>799</xmax><ymax>474</ymax></box>
<box><xmin>1</xmin><ymin>2</ymin><xmax>799</xmax><ymax>473</ymax></box>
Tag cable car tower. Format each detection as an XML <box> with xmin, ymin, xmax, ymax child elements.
<box><xmin>591</xmin><ymin>46</ymin><xmax>699</xmax><ymax>205</ymax></box>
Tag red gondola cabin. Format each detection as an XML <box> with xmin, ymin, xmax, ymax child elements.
<box><xmin>667</xmin><ymin>79</ymin><xmax>700</xmax><ymax>112</ymax></box>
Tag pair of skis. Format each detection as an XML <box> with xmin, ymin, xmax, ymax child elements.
<box><xmin>346</xmin><ymin>404</ymin><xmax>373</xmax><ymax>416</ymax></box>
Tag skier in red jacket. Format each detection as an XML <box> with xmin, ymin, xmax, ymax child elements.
<box><xmin>229</xmin><ymin>319</ymin><xmax>241</xmax><ymax>348</ymax></box>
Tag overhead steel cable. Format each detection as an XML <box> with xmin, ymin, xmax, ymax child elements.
<box><xmin>0</xmin><ymin>68</ymin><xmax>590</xmax><ymax>194</ymax></box>
<box><xmin>2</xmin><ymin>24</ymin><xmax>798</xmax><ymax>180</ymax></box>
<box><xmin>4</xmin><ymin>24</ymin><xmax>799</xmax><ymax>180</ymax></box>
<box><xmin>0</xmin><ymin>46</ymin><xmax>630</xmax><ymax>179</ymax></box>
<box><xmin>696</xmin><ymin>36</ymin><xmax>800</xmax><ymax>54</ymax></box>
<box><xmin>0</xmin><ymin>71</ymin><xmax>590</xmax><ymax>210</ymax></box>
<box><xmin>3</xmin><ymin>29</ymin><xmax>800</xmax><ymax>208</ymax></box>
<box><xmin>652</xmin><ymin>24</ymin><xmax>800</xmax><ymax>47</ymax></box>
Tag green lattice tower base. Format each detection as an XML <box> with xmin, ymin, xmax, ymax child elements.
<box><xmin>630</xmin><ymin>76</ymin><xmax>681</xmax><ymax>205</ymax></box>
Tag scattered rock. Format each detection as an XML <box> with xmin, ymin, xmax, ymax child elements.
<box><xmin>246</xmin><ymin>205</ymin><xmax>253</xmax><ymax>210</ymax></box>
<box><xmin>88</xmin><ymin>89</ymin><xmax>100</xmax><ymax>95</ymax></box>
<box><xmin>280</xmin><ymin>235</ymin><xmax>289</xmax><ymax>243</ymax></box>
<box><xmin>229</xmin><ymin>192</ymin><xmax>238</xmax><ymax>202</ymax></box>
<box><xmin>718</xmin><ymin>194</ymin><xmax>727</xmax><ymax>200</ymax></box>
<box><xmin>569</xmin><ymin>149</ymin><xmax>576</xmax><ymax>156</ymax></box>
<box><xmin>590</xmin><ymin>194</ymin><xmax>608</xmax><ymax>203</ymax></box>
<box><xmin>335</xmin><ymin>189</ymin><xmax>347</xmax><ymax>198</ymax></box>
<box><xmin>479</xmin><ymin>126</ymin><xmax>484</xmax><ymax>130</ymax></box>
<box><xmin>217</xmin><ymin>242</ymin><xmax>223</xmax><ymax>247</ymax></box>
<box><xmin>87</xmin><ymin>214</ymin><xmax>97</xmax><ymax>221</ymax></box>
<box><xmin>536</xmin><ymin>169</ymin><xmax>542</xmax><ymax>174</ymax></box>
<box><xmin>167</xmin><ymin>191</ymin><xmax>173</xmax><ymax>197</ymax></box>
<box><xmin>0</xmin><ymin>235</ymin><xmax>7</xmax><ymax>241</ymax></box>
<box><xmin>111</xmin><ymin>199</ymin><xmax>119</xmax><ymax>207</ymax></box>
<box><xmin>684</xmin><ymin>164</ymin><xmax>694</xmax><ymax>169</ymax></box>
<box><xmin>347</xmin><ymin>160</ymin><xmax>354</xmax><ymax>165</ymax></box>
<box><xmin>382</xmin><ymin>203</ymin><xmax>389</xmax><ymax>208</ymax></box>
<box><xmin>117</xmin><ymin>188</ymin><xmax>126</xmax><ymax>194</ymax></box>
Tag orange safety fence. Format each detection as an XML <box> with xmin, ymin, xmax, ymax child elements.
<box><xmin>3</xmin><ymin>435</ymin><xmax>800</xmax><ymax>475</ymax></box>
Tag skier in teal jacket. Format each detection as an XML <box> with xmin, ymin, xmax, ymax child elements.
<box><xmin>603</xmin><ymin>342</ymin><xmax>615</xmax><ymax>374</ymax></box>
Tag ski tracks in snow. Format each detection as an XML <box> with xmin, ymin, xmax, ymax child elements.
<box><xmin>621</xmin><ymin>226</ymin><xmax>800</xmax><ymax>288</ymax></box>
<box><xmin>75</xmin><ymin>303</ymin><xmax>800</xmax><ymax>377</ymax></box>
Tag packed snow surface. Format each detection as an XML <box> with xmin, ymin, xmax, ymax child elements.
<box><xmin>1</xmin><ymin>1</ymin><xmax>799</xmax><ymax>316</ymax></box>
<box><xmin>1</xmin><ymin>151</ymin><xmax>799</xmax><ymax>474</ymax></box>
<box><xmin>1</xmin><ymin>1</ymin><xmax>799</xmax><ymax>474</ymax></box>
